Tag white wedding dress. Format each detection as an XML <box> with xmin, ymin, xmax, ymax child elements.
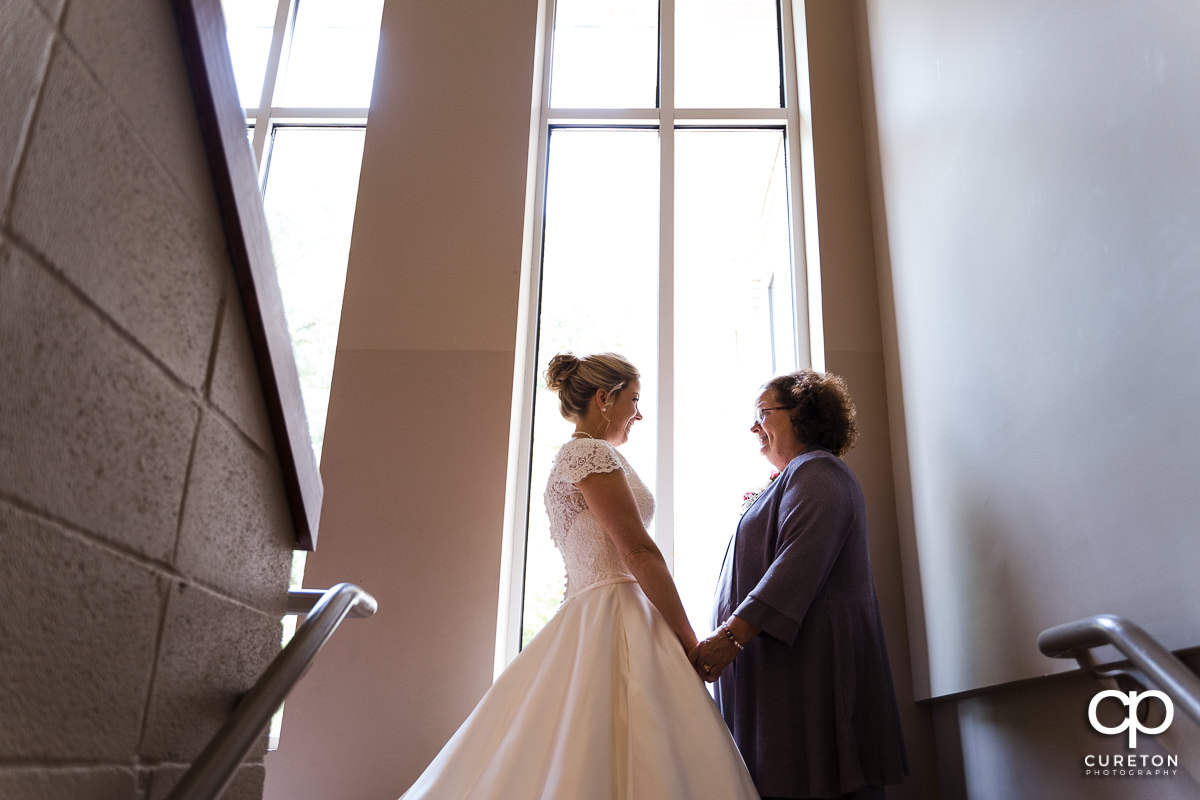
<box><xmin>400</xmin><ymin>438</ymin><xmax>760</xmax><ymax>799</ymax></box>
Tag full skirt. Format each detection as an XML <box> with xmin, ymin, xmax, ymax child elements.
<box><xmin>400</xmin><ymin>577</ymin><xmax>760</xmax><ymax>799</ymax></box>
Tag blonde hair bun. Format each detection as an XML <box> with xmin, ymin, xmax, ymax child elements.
<box><xmin>544</xmin><ymin>351</ymin><xmax>639</xmax><ymax>422</ymax></box>
<box><xmin>544</xmin><ymin>352</ymin><xmax>582</xmax><ymax>394</ymax></box>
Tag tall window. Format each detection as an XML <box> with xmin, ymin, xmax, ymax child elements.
<box><xmin>221</xmin><ymin>0</ymin><xmax>384</xmax><ymax>463</ymax></box>
<box><xmin>220</xmin><ymin>0</ymin><xmax>385</xmax><ymax>747</ymax></box>
<box><xmin>506</xmin><ymin>0</ymin><xmax>812</xmax><ymax>657</ymax></box>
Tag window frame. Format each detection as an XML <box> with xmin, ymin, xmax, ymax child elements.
<box><xmin>240</xmin><ymin>0</ymin><xmax>372</xmax><ymax>191</ymax></box>
<box><xmin>498</xmin><ymin>0</ymin><xmax>820</xmax><ymax>670</ymax></box>
<box><xmin>235</xmin><ymin>0</ymin><xmax>373</xmax><ymax>464</ymax></box>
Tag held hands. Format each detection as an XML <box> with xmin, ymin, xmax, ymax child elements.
<box><xmin>688</xmin><ymin>630</ymin><xmax>739</xmax><ymax>682</ymax></box>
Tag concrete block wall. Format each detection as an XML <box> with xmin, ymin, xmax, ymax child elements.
<box><xmin>1</xmin><ymin>0</ymin><xmax>295</xmax><ymax>798</ymax></box>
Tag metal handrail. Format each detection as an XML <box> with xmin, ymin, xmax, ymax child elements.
<box><xmin>167</xmin><ymin>582</ymin><xmax>378</xmax><ymax>800</ymax></box>
<box><xmin>1038</xmin><ymin>613</ymin><xmax>1200</xmax><ymax>726</ymax></box>
<box><xmin>286</xmin><ymin>587</ymin><xmax>377</xmax><ymax>617</ymax></box>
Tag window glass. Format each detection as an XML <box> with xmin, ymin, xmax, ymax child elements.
<box><xmin>550</xmin><ymin>0</ymin><xmax>659</xmax><ymax>108</ymax></box>
<box><xmin>522</xmin><ymin>129</ymin><xmax>660</xmax><ymax>645</ymax></box>
<box><xmin>261</xmin><ymin>127</ymin><xmax>368</xmax><ymax>461</ymax></box>
<box><xmin>278</xmin><ymin>0</ymin><xmax>387</xmax><ymax>107</ymax></box>
<box><xmin>672</xmin><ymin>128</ymin><xmax>796</xmax><ymax>632</ymax></box>
<box><xmin>221</xmin><ymin>0</ymin><xmax>279</xmax><ymax>108</ymax></box>
<box><xmin>675</xmin><ymin>0</ymin><xmax>782</xmax><ymax>108</ymax></box>
<box><xmin>513</xmin><ymin>0</ymin><xmax>804</xmax><ymax>664</ymax></box>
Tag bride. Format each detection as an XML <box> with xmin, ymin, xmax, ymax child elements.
<box><xmin>400</xmin><ymin>352</ymin><xmax>759</xmax><ymax>799</ymax></box>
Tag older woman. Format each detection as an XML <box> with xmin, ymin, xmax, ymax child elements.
<box><xmin>691</xmin><ymin>369</ymin><xmax>907</xmax><ymax>800</ymax></box>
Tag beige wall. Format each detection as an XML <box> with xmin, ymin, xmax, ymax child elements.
<box><xmin>860</xmin><ymin>0</ymin><xmax>1200</xmax><ymax>699</ymax></box>
<box><xmin>857</xmin><ymin>0</ymin><xmax>1200</xmax><ymax>795</ymax></box>
<box><xmin>262</xmin><ymin>0</ymin><xmax>542</xmax><ymax>797</ymax></box>
<box><xmin>0</xmin><ymin>0</ymin><xmax>296</xmax><ymax>797</ymax></box>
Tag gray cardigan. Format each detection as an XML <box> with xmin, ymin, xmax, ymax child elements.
<box><xmin>712</xmin><ymin>447</ymin><xmax>908</xmax><ymax>797</ymax></box>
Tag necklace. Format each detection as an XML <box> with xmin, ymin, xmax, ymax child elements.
<box><xmin>571</xmin><ymin>431</ymin><xmax>595</xmax><ymax>439</ymax></box>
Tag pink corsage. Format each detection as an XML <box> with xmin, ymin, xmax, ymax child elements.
<box><xmin>740</xmin><ymin>470</ymin><xmax>780</xmax><ymax>514</ymax></box>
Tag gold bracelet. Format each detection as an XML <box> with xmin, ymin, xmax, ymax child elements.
<box><xmin>720</xmin><ymin>622</ymin><xmax>744</xmax><ymax>651</ymax></box>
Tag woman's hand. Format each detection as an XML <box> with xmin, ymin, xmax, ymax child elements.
<box><xmin>690</xmin><ymin>633</ymin><xmax>738</xmax><ymax>682</ymax></box>
<box><xmin>689</xmin><ymin>617</ymin><xmax>758</xmax><ymax>681</ymax></box>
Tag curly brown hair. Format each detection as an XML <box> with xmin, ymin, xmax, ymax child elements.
<box><xmin>763</xmin><ymin>369</ymin><xmax>858</xmax><ymax>457</ymax></box>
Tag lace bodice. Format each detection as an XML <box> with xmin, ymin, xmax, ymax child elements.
<box><xmin>543</xmin><ymin>438</ymin><xmax>655</xmax><ymax>598</ymax></box>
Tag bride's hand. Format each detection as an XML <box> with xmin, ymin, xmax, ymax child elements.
<box><xmin>687</xmin><ymin>643</ymin><xmax>714</xmax><ymax>681</ymax></box>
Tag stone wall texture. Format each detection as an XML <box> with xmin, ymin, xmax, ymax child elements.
<box><xmin>0</xmin><ymin>0</ymin><xmax>295</xmax><ymax>797</ymax></box>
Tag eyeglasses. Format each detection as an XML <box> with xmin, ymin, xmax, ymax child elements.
<box><xmin>752</xmin><ymin>406</ymin><xmax>791</xmax><ymax>427</ymax></box>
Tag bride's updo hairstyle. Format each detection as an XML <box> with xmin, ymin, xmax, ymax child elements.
<box><xmin>545</xmin><ymin>352</ymin><xmax>640</xmax><ymax>422</ymax></box>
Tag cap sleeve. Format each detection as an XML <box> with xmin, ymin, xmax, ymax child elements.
<box><xmin>558</xmin><ymin>438</ymin><xmax>622</xmax><ymax>484</ymax></box>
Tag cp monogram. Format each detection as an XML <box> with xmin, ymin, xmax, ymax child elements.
<box><xmin>1088</xmin><ymin>689</ymin><xmax>1174</xmax><ymax>748</ymax></box>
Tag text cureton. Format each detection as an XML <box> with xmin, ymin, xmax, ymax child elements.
<box><xmin>1084</xmin><ymin>754</ymin><xmax>1178</xmax><ymax>768</ymax></box>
